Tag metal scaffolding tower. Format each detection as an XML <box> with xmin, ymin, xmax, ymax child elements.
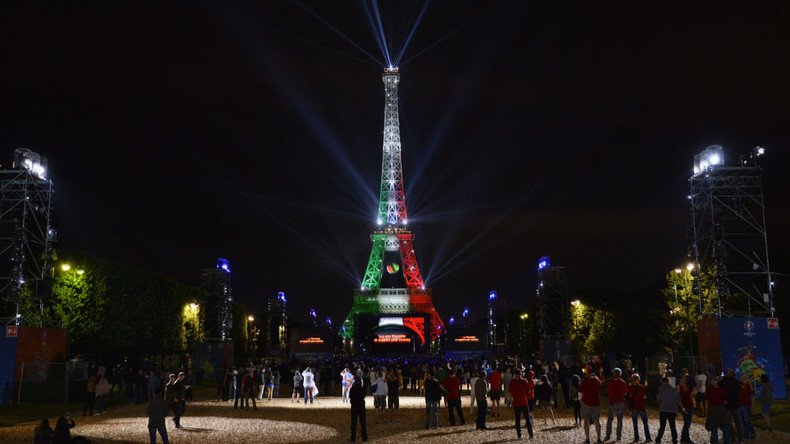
<box><xmin>688</xmin><ymin>146</ymin><xmax>775</xmax><ymax>317</ymax></box>
<box><xmin>201</xmin><ymin>258</ymin><xmax>233</xmax><ymax>341</ymax></box>
<box><xmin>0</xmin><ymin>148</ymin><xmax>55</xmax><ymax>325</ymax></box>
<box><xmin>535</xmin><ymin>256</ymin><xmax>568</xmax><ymax>339</ymax></box>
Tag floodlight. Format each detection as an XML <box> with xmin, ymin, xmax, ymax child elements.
<box><xmin>692</xmin><ymin>145</ymin><xmax>724</xmax><ymax>175</ymax></box>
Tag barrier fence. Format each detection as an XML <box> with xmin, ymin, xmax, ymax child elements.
<box><xmin>18</xmin><ymin>360</ymin><xmax>89</xmax><ymax>403</ymax></box>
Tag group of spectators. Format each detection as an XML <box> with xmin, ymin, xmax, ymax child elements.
<box><xmin>34</xmin><ymin>354</ymin><xmax>776</xmax><ymax>444</ymax></box>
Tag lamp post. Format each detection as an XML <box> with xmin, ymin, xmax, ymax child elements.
<box><xmin>519</xmin><ymin>313</ymin><xmax>529</xmax><ymax>357</ymax></box>
<box><xmin>247</xmin><ymin>315</ymin><xmax>259</xmax><ymax>361</ymax></box>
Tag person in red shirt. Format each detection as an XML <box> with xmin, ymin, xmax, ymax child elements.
<box><xmin>705</xmin><ymin>377</ymin><xmax>733</xmax><ymax>444</ymax></box>
<box><xmin>579</xmin><ymin>367</ymin><xmax>602</xmax><ymax>444</ymax></box>
<box><xmin>738</xmin><ymin>374</ymin><xmax>756</xmax><ymax>439</ymax></box>
<box><xmin>627</xmin><ymin>374</ymin><xmax>651</xmax><ymax>443</ymax></box>
<box><xmin>441</xmin><ymin>370</ymin><xmax>465</xmax><ymax>426</ymax></box>
<box><xmin>488</xmin><ymin>367</ymin><xmax>503</xmax><ymax>417</ymax></box>
<box><xmin>527</xmin><ymin>370</ymin><xmax>536</xmax><ymax>412</ymax></box>
<box><xmin>604</xmin><ymin>368</ymin><xmax>628</xmax><ymax>441</ymax></box>
<box><xmin>677</xmin><ymin>374</ymin><xmax>694</xmax><ymax>443</ymax></box>
<box><xmin>508</xmin><ymin>369</ymin><xmax>534</xmax><ymax>440</ymax></box>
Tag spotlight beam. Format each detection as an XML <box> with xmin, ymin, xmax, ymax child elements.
<box><xmin>295</xmin><ymin>0</ymin><xmax>384</xmax><ymax>67</ymax></box>
<box><xmin>401</xmin><ymin>7</ymin><xmax>492</xmax><ymax>66</ymax></box>
<box><xmin>369</xmin><ymin>0</ymin><xmax>393</xmax><ymax>67</ymax></box>
<box><xmin>361</xmin><ymin>0</ymin><xmax>392</xmax><ymax>67</ymax></box>
<box><xmin>394</xmin><ymin>0</ymin><xmax>431</xmax><ymax>66</ymax></box>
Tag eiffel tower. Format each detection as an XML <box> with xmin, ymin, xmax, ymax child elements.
<box><xmin>340</xmin><ymin>67</ymin><xmax>444</xmax><ymax>353</ymax></box>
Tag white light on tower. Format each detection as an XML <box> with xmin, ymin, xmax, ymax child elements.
<box><xmin>693</xmin><ymin>145</ymin><xmax>724</xmax><ymax>175</ymax></box>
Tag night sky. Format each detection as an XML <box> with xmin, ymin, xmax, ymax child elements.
<box><xmin>3</xmin><ymin>1</ymin><xmax>789</xmax><ymax>322</ymax></box>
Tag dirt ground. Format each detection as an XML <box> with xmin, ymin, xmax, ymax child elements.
<box><xmin>1</xmin><ymin>395</ymin><xmax>785</xmax><ymax>443</ymax></box>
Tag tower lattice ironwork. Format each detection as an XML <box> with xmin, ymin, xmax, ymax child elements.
<box><xmin>535</xmin><ymin>257</ymin><xmax>568</xmax><ymax>340</ymax></box>
<box><xmin>0</xmin><ymin>148</ymin><xmax>55</xmax><ymax>325</ymax></box>
<box><xmin>688</xmin><ymin>147</ymin><xmax>775</xmax><ymax>317</ymax></box>
<box><xmin>341</xmin><ymin>68</ymin><xmax>444</xmax><ymax>346</ymax></box>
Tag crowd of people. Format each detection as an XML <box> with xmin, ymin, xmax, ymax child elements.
<box><xmin>33</xmin><ymin>355</ymin><xmax>776</xmax><ymax>444</ymax></box>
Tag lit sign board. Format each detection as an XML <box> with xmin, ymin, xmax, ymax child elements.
<box><xmin>298</xmin><ymin>337</ymin><xmax>324</xmax><ymax>344</ymax></box>
<box><xmin>374</xmin><ymin>334</ymin><xmax>411</xmax><ymax>343</ymax></box>
<box><xmin>454</xmin><ymin>335</ymin><xmax>480</xmax><ymax>343</ymax></box>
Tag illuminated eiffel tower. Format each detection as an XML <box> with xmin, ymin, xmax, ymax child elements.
<box><xmin>340</xmin><ymin>68</ymin><xmax>444</xmax><ymax>353</ymax></box>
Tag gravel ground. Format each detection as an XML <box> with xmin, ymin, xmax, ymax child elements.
<box><xmin>0</xmin><ymin>395</ymin><xmax>784</xmax><ymax>443</ymax></box>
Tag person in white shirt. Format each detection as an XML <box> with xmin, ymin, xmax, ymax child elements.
<box><xmin>372</xmin><ymin>371</ymin><xmax>388</xmax><ymax>418</ymax></box>
<box><xmin>695</xmin><ymin>369</ymin><xmax>707</xmax><ymax>417</ymax></box>
<box><xmin>302</xmin><ymin>367</ymin><xmax>315</xmax><ymax>404</ymax></box>
<box><xmin>469</xmin><ymin>372</ymin><xmax>480</xmax><ymax>415</ymax></box>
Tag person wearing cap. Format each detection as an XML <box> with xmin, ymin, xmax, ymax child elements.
<box><xmin>705</xmin><ymin>376</ymin><xmax>733</xmax><ymax>444</ymax></box>
<box><xmin>628</xmin><ymin>373</ymin><xmax>651</xmax><ymax>443</ymax></box>
<box><xmin>604</xmin><ymin>368</ymin><xmax>627</xmax><ymax>441</ymax></box>
<box><xmin>508</xmin><ymin>368</ymin><xmax>534</xmax><ymax>440</ymax></box>
<box><xmin>579</xmin><ymin>366</ymin><xmax>603</xmax><ymax>444</ymax></box>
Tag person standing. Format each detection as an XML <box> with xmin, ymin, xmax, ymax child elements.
<box><xmin>655</xmin><ymin>376</ymin><xmax>683</xmax><ymax>444</ymax></box>
<box><xmin>232</xmin><ymin>369</ymin><xmax>243</xmax><ymax>409</ymax></box>
<box><xmin>174</xmin><ymin>372</ymin><xmax>187</xmax><ymax>424</ymax></box>
<box><xmin>372</xmin><ymin>371</ymin><xmax>388</xmax><ymax>418</ymax></box>
<box><xmin>488</xmin><ymin>366</ymin><xmax>502</xmax><ymax>417</ymax></box>
<box><xmin>242</xmin><ymin>369</ymin><xmax>258</xmax><ymax>411</ymax></box>
<box><xmin>604</xmin><ymin>368</ymin><xmax>627</xmax><ymax>441</ymax></box>
<box><xmin>694</xmin><ymin>369</ymin><xmax>707</xmax><ymax>418</ymax></box>
<box><xmin>579</xmin><ymin>367</ymin><xmax>602</xmax><ymax>444</ymax></box>
<box><xmin>628</xmin><ymin>373</ymin><xmax>651</xmax><ymax>443</ymax></box>
<box><xmin>164</xmin><ymin>374</ymin><xmax>182</xmax><ymax>429</ymax></box>
<box><xmin>184</xmin><ymin>369</ymin><xmax>194</xmax><ymax>402</ymax></box>
<box><xmin>349</xmin><ymin>376</ymin><xmax>368</xmax><ymax>442</ymax></box>
<box><xmin>469</xmin><ymin>369</ymin><xmax>480</xmax><ymax>416</ymax></box>
<box><xmin>273</xmin><ymin>369</ymin><xmax>281</xmax><ymax>398</ymax></box>
<box><xmin>424</xmin><ymin>370</ymin><xmax>442</xmax><ymax>429</ymax></box>
<box><xmin>677</xmin><ymin>374</ymin><xmax>694</xmax><ymax>444</ymax></box>
<box><xmin>509</xmin><ymin>369</ymin><xmax>534</xmax><ymax>440</ymax></box>
<box><xmin>82</xmin><ymin>372</ymin><xmax>97</xmax><ymax>417</ymax></box>
<box><xmin>759</xmin><ymin>373</ymin><xmax>773</xmax><ymax>432</ymax></box>
<box><xmin>387</xmin><ymin>369</ymin><xmax>400</xmax><ymax>412</ymax></box>
<box><xmin>705</xmin><ymin>377</ymin><xmax>733</xmax><ymax>444</ymax></box>
<box><xmin>95</xmin><ymin>374</ymin><xmax>111</xmax><ymax>415</ymax></box>
<box><xmin>738</xmin><ymin>374</ymin><xmax>755</xmax><ymax>439</ymax></box>
<box><xmin>720</xmin><ymin>369</ymin><xmax>743</xmax><ymax>440</ymax></box>
<box><xmin>147</xmin><ymin>387</ymin><xmax>170</xmax><ymax>444</ymax></box>
<box><xmin>534</xmin><ymin>374</ymin><xmax>556</xmax><ymax>425</ymax></box>
<box><xmin>503</xmin><ymin>367</ymin><xmax>514</xmax><ymax>408</ymax></box>
<box><xmin>569</xmin><ymin>374</ymin><xmax>581</xmax><ymax>426</ymax></box>
<box><xmin>442</xmin><ymin>369</ymin><xmax>465</xmax><ymax>426</ymax></box>
<box><xmin>474</xmin><ymin>371</ymin><xmax>488</xmax><ymax>430</ymax></box>
<box><xmin>302</xmin><ymin>367</ymin><xmax>316</xmax><ymax>404</ymax></box>
<box><xmin>148</xmin><ymin>370</ymin><xmax>161</xmax><ymax>404</ymax></box>
<box><xmin>292</xmin><ymin>368</ymin><xmax>303</xmax><ymax>403</ymax></box>
<box><xmin>341</xmin><ymin>368</ymin><xmax>352</xmax><ymax>403</ymax></box>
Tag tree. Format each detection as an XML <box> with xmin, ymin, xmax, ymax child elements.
<box><xmin>569</xmin><ymin>300</ymin><xmax>613</xmax><ymax>356</ymax></box>
<box><xmin>661</xmin><ymin>267</ymin><xmax>717</xmax><ymax>355</ymax></box>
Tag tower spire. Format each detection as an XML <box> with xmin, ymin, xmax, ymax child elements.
<box><xmin>377</xmin><ymin>67</ymin><xmax>408</xmax><ymax>226</ymax></box>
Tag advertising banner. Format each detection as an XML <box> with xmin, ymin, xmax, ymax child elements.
<box><xmin>717</xmin><ymin>317</ymin><xmax>785</xmax><ymax>400</ymax></box>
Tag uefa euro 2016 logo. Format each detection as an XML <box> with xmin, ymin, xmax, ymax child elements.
<box><xmin>743</xmin><ymin>320</ymin><xmax>756</xmax><ymax>337</ymax></box>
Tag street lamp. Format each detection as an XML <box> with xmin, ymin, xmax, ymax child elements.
<box><xmin>61</xmin><ymin>263</ymin><xmax>71</xmax><ymax>272</ymax></box>
<box><xmin>686</xmin><ymin>263</ymin><xmax>695</xmax><ymax>272</ymax></box>
<box><xmin>571</xmin><ymin>299</ymin><xmax>581</xmax><ymax>306</ymax></box>
<box><xmin>247</xmin><ymin>315</ymin><xmax>255</xmax><ymax>322</ymax></box>
<box><xmin>519</xmin><ymin>313</ymin><xmax>529</xmax><ymax>355</ymax></box>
